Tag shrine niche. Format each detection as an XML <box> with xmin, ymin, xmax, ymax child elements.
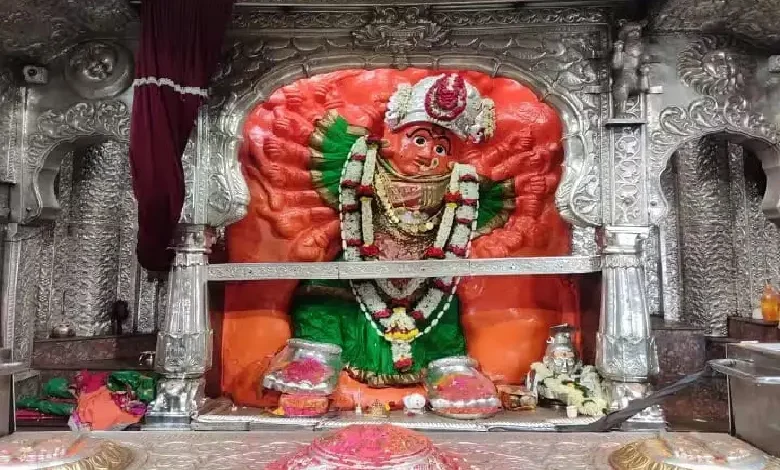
<box><xmin>221</xmin><ymin>68</ymin><xmax>580</xmax><ymax>406</ymax></box>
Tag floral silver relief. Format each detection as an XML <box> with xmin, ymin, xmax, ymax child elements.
<box><xmin>648</xmin><ymin>96</ymin><xmax>780</xmax><ymax>227</ymax></box>
<box><xmin>678</xmin><ymin>36</ymin><xmax>745</xmax><ymax>97</ymax></box>
<box><xmin>642</xmin><ymin>226</ymin><xmax>662</xmax><ymax>318</ymax></box>
<box><xmin>611</xmin><ymin>126</ymin><xmax>644</xmax><ymax>225</ymax></box>
<box><xmin>651</xmin><ymin>0</ymin><xmax>780</xmax><ymax>49</ymax></box>
<box><xmin>64</xmin><ymin>40</ymin><xmax>134</xmax><ymax>100</ymax></box>
<box><xmin>25</xmin><ymin>100</ymin><xmax>131</xmax><ymax>224</ymax></box>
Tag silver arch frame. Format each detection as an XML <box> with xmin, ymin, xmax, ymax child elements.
<box><xmin>208</xmin><ymin>50</ymin><xmax>605</xmax><ymax>230</ymax></box>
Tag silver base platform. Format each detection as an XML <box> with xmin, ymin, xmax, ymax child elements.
<box><xmin>192</xmin><ymin>398</ymin><xmax>603</xmax><ymax>432</ymax></box>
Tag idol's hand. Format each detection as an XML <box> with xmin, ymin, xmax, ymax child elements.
<box><xmin>507</xmin><ymin>130</ymin><xmax>534</xmax><ymax>151</ymax></box>
<box><xmin>517</xmin><ymin>195</ymin><xmax>543</xmax><ymax>218</ymax></box>
<box><xmin>524</xmin><ymin>175</ymin><xmax>548</xmax><ymax>194</ymax></box>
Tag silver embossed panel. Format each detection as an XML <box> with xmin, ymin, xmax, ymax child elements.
<box><xmin>30</xmin><ymin>142</ymin><xmax>162</xmax><ymax>338</ymax></box>
<box><xmin>659</xmin><ymin>137</ymin><xmax>780</xmax><ymax>333</ymax></box>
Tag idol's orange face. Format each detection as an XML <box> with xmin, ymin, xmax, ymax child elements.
<box><xmin>382</xmin><ymin>123</ymin><xmax>459</xmax><ymax>177</ymax></box>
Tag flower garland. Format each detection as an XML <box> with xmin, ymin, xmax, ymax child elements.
<box><xmin>338</xmin><ymin>136</ymin><xmax>479</xmax><ymax>372</ymax></box>
<box><xmin>529</xmin><ymin>362</ymin><xmax>608</xmax><ymax>417</ymax></box>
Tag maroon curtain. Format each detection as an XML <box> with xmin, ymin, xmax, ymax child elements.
<box><xmin>129</xmin><ymin>0</ymin><xmax>234</xmax><ymax>271</ymax></box>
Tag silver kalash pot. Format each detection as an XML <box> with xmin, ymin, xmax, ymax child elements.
<box><xmin>542</xmin><ymin>324</ymin><xmax>581</xmax><ymax>375</ymax></box>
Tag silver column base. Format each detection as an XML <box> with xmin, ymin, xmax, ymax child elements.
<box><xmin>143</xmin><ymin>377</ymin><xmax>205</xmax><ymax>430</ymax></box>
<box><xmin>607</xmin><ymin>381</ymin><xmax>667</xmax><ymax>431</ymax></box>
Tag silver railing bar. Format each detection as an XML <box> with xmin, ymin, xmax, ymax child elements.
<box><xmin>208</xmin><ymin>255</ymin><xmax>602</xmax><ymax>281</ymax></box>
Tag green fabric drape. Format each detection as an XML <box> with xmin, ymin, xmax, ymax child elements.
<box><xmin>16</xmin><ymin>397</ymin><xmax>74</xmax><ymax>416</ymax></box>
<box><xmin>107</xmin><ymin>371</ymin><xmax>157</xmax><ymax>404</ymax></box>
<box><xmin>292</xmin><ymin>279</ymin><xmax>465</xmax><ymax>378</ymax></box>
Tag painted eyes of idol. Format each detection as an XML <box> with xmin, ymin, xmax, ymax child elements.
<box><xmin>412</xmin><ymin>135</ymin><xmax>448</xmax><ymax>156</ymax></box>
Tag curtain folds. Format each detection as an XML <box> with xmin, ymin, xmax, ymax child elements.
<box><xmin>129</xmin><ymin>0</ymin><xmax>234</xmax><ymax>271</ymax></box>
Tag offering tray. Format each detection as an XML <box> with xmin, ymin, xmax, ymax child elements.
<box><xmin>608</xmin><ymin>433</ymin><xmax>780</xmax><ymax>470</ymax></box>
<box><xmin>0</xmin><ymin>433</ymin><xmax>135</xmax><ymax>470</ymax></box>
<box><xmin>266</xmin><ymin>424</ymin><xmax>468</xmax><ymax>470</ymax></box>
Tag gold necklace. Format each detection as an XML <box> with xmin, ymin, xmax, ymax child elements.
<box><xmin>374</xmin><ymin>170</ymin><xmax>440</xmax><ymax>235</ymax></box>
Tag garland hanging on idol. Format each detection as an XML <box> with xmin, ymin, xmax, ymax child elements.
<box><xmin>338</xmin><ymin>135</ymin><xmax>480</xmax><ymax>370</ymax></box>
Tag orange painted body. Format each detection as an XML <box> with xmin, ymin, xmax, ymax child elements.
<box><xmin>220</xmin><ymin>69</ymin><xmax>578</xmax><ymax>406</ymax></box>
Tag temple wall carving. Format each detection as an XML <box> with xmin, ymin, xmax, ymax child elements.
<box><xmin>642</xmin><ymin>33</ymin><xmax>780</xmax><ymax>331</ymax></box>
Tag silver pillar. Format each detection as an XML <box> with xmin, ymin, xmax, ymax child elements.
<box><xmin>597</xmin><ymin>226</ymin><xmax>664</xmax><ymax>428</ymax></box>
<box><xmin>145</xmin><ymin>224</ymin><xmax>211</xmax><ymax>429</ymax></box>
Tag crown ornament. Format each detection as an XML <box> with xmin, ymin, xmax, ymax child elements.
<box><xmin>385</xmin><ymin>73</ymin><xmax>495</xmax><ymax>143</ymax></box>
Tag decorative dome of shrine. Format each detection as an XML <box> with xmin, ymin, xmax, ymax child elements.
<box><xmin>266</xmin><ymin>424</ymin><xmax>467</xmax><ymax>470</ymax></box>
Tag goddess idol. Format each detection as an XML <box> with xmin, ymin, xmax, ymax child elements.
<box><xmin>221</xmin><ymin>70</ymin><xmax>579</xmax><ymax>407</ymax></box>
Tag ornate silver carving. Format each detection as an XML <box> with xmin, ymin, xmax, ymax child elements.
<box><xmin>208</xmin><ymin>256</ymin><xmax>602</xmax><ymax>281</ymax></box>
<box><xmin>597</xmin><ymin>226</ymin><xmax>659</xmax><ymax>383</ymax></box>
<box><xmin>155</xmin><ymin>224</ymin><xmax>212</xmax><ymax>376</ymax></box>
<box><xmin>228</xmin><ymin>7</ymin><xmax>610</xmax><ymax>32</ymax></box>
<box><xmin>352</xmin><ymin>7</ymin><xmax>448</xmax><ymax>53</ymax></box>
<box><xmin>676</xmin><ymin>138</ymin><xmax>735</xmax><ymax>335</ymax></box>
<box><xmin>0</xmin><ymin>0</ymin><xmax>135</xmax><ymax>57</ymax></box>
<box><xmin>0</xmin><ymin>67</ymin><xmax>19</xmax><ymax>185</ymax></box>
<box><xmin>648</xmin><ymin>96</ymin><xmax>780</xmax><ymax>226</ymax></box>
<box><xmin>11</xmin><ymin>225</ymin><xmax>48</xmax><ymax>363</ymax></box>
<box><xmin>430</xmin><ymin>8</ymin><xmax>609</xmax><ymax>26</ymax></box>
<box><xmin>25</xmin><ymin>100</ymin><xmax>130</xmax><ymax>223</ymax></box>
<box><xmin>611</xmin><ymin>126</ymin><xmax>644</xmax><ymax>225</ymax></box>
<box><xmin>728</xmin><ymin>143</ymin><xmax>754</xmax><ymax>318</ymax></box>
<box><xmin>64</xmin><ymin>40</ymin><xmax>133</xmax><ymax>100</ymax></box>
<box><xmin>571</xmin><ymin>226</ymin><xmax>598</xmax><ymax>256</ymax></box>
<box><xmin>207</xmin><ymin>130</ymin><xmax>249</xmax><ymax>228</ymax></box>
<box><xmin>611</xmin><ymin>22</ymin><xmax>649</xmax><ymax>118</ymax></box>
<box><xmin>35</xmin><ymin>142</ymin><xmax>138</xmax><ymax>337</ymax></box>
<box><xmin>678</xmin><ymin>36</ymin><xmax>744</xmax><ymax>96</ymax></box>
<box><xmin>179</xmin><ymin>135</ymin><xmax>198</xmax><ymax>224</ymax></box>
<box><xmin>650</xmin><ymin>0</ymin><xmax>780</xmax><ymax>50</ymax></box>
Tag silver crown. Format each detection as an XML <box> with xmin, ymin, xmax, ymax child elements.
<box><xmin>385</xmin><ymin>74</ymin><xmax>495</xmax><ymax>143</ymax></box>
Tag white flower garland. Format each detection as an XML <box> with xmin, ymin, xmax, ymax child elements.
<box><xmin>338</xmin><ymin>136</ymin><xmax>479</xmax><ymax>371</ymax></box>
<box><xmin>529</xmin><ymin>362</ymin><xmax>608</xmax><ymax>417</ymax></box>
